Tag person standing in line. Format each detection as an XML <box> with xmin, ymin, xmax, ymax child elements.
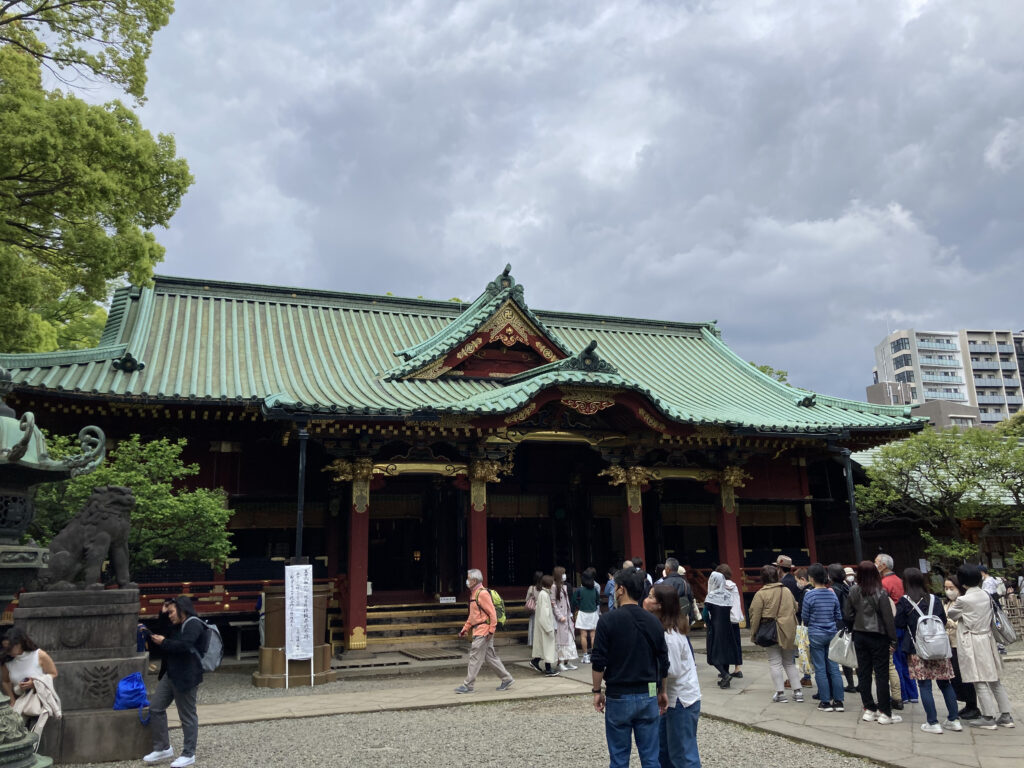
<box><xmin>591</xmin><ymin>568</ymin><xmax>669</xmax><ymax>768</ymax></box>
<box><xmin>703</xmin><ymin>571</ymin><xmax>740</xmax><ymax>689</ymax></box>
<box><xmin>828</xmin><ymin>563</ymin><xmax>857</xmax><ymax>693</ymax></box>
<box><xmin>802</xmin><ymin>563</ymin><xmax>845</xmax><ymax>712</ymax></box>
<box><xmin>530</xmin><ymin>574</ymin><xmax>558</xmax><ymax>676</ymax></box>
<box><xmin>844</xmin><ymin>561</ymin><xmax>900</xmax><ymax>725</ymax></box>
<box><xmin>947</xmin><ymin>564</ymin><xmax>1015</xmax><ymax>729</ymax></box>
<box><xmin>525</xmin><ymin>570</ymin><xmax>544</xmax><ymax>647</ymax></box>
<box><xmin>894</xmin><ymin>567</ymin><xmax>960</xmax><ymax>734</ymax></box>
<box><xmin>777</xmin><ymin>555</ymin><xmax>812</xmax><ymax>689</ymax></box>
<box><xmin>574</xmin><ymin>568</ymin><xmax>602</xmax><ymax>664</ymax></box>
<box><xmin>653</xmin><ymin>564</ymin><xmax>666</xmax><ymax>586</ymax></box>
<box><xmin>644</xmin><ymin>585</ymin><xmax>701</xmax><ymax>768</ymax></box>
<box><xmin>660</xmin><ymin>558</ymin><xmax>695</xmax><ymax>622</ymax></box>
<box><xmin>715</xmin><ymin>564</ymin><xmax>745</xmax><ymax>680</ymax></box>
<box><xmin>943</xmin><ymin>575</ymin><xmax>979</xmax><ymax>720</ymax></box>
<box><xmin>605</xmin><ymin>566</ymin><xmax>618</xmax><ymax>612</ymax></box>
<box><xmin>455</xmin><ymin>569</ymin><xmax>515</xmax><ymax>694</ymax></box>
<box><xmin>876</xmin><ymin>552</ymin><xmax>915</xmax><ymax>709</ymax></box>
<box><xmin>748</xmin><ymin>564</ymin><xmax>803</xmax><ymax>703</ymax></box>
<box><xmin>980</xmin><ymin>565</ymin><xmax>1007</xmax><ymax>655</ymax></box>
<box><xmin>551</xmin><ymin>566</ymin><xmax>579</xmax><ymax>671</ymax></box>
<box><xmin>143</xmin><ymin>595</ymin><xmax>206</xmax><ymax>767</ymax></box>
<box><xmin>633</xmin><ymin>557</ymin><xmax>653</xmax><ymax>589</ymax></box>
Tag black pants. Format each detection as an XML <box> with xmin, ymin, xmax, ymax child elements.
<box><xmin>854</xmin><ymin>631</ymin><xmax>892</xmax><ymax>716</ymax></box>
<box><xmin>843</xmin><ymin>665</ymin><xmax>855</xmax><ymax>687</ymax></box>
<box><xmin>950</xmin><ymin>647</ymin><xmax>977</xmax><ymax>710</ymax></box>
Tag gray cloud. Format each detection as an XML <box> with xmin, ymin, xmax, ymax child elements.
<box><xmin>135</xmin><ymin>0</ymin><xmax>1024</xmax><ymax>398</ymax></box>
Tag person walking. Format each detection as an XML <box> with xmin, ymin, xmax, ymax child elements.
<box><xmin>574</xmin><ymin>568</ymin><xmax>602</xmax><ymax>663</ymax></box>
<box><xmin>525</xmin><ymin>570</ymin><xmax>544</xmax><ymax>647</ymax></box>
<box><xmin>530</xmin><ymin>574</ymin><xmax>558</xmax><ymax>676</ymax></box>
<box><xmin>844</xmin><ymin>560</ymin><xmax>900</xmax><ymax>725</ymax></box>
<box><xmin>552</xmin><ymin>566</ymin><xmax>579</xmax><ymax>671</ymax></box>
<box><xmin>716</xmin><ymin>564</ymin><xmax>745</xmax><ymax>680</ymax></box>
<box><xmin>748</xmin><ymin>564</ymin><xmax>803</xmax><ymax>703</ymax></box>
<box><xmin>144</xmin><ymin>595</ymin><xmax>206</xmax><ymax>766</ymax></box>
<box><xmin>703</xmin><ymin>571</ymin><xmax>740</xmax><ymax>689</ymax></box>
<box><xmin>802</xmin><ymin>563</ymin><xmax>845</xmax><ymax>712</ymax></box>
<box><xmin>645</xmin><ymin>584</ymin><xmax>701</xmax><ymax>768</ymax></box>
<box><xmin>591</xmin><ymin>567</ymin><xmax>669</xmax><ymax>768</ymax></box>
<box><xmin>829</xmin><ymin>563</ymin><xmax>857</xmax><ymax>693</ymax></box>
<box><xmin>455</xmin><ymin>569</ymin><xmax>514</xmax><ymax>694</ymax></box>
<box><xmin>943</xmin><ymin>575</ymin><xmax>979</xmax><ymax>720</ymax></box>
<box><xmin>947</xmin><ymin>564</ymin><xmax>1015</xmax><ymax>729</ymax></box>
<box><xmin>894</xmin><ymin>567</ymin><xmax>960</xmax><ymax>734</ymax></box>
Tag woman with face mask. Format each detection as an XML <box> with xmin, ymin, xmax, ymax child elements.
<box><xmin>551</xmin><ymin>566</ymin><xmax>579</xmax><ymax>671</ymax></box>
<box><xmin>943</xmin><ymin>576</ymin><xmax>979</xmax><ymax>721</ymax></box>
<box><xmin>829</xmin><ymin>563</ymin><xmax>858</xmax><ymax>693</ymax></box>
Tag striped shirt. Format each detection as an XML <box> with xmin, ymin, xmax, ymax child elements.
<box><xmin>801</xmin><ymin>587</ymin><xmax>843</xmax><ymax>633</ymax></box>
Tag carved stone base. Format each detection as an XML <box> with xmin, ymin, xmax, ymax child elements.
<box><xmin>252</xmin><ymin>645</ymin><xmax>337</xmax><ymax>688</ymax></box>
<box><xmin>37</xmin><ymin>709</ymin><xmax>149</xmax><ymax>765</ymax></box>
<box><xmin>0</xmin><ymin>702</ymin><xmax>51</xmax><ymax>768</ymax></box>
<box><xmin>0</xmin><ymin>545</ymin><xmax>46</xmax><ymax>607</ymax></box>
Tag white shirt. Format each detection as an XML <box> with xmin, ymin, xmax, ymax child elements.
<box><xmin>725</xmin><ymin>579</ymin><xmax>745</xmax><ymax>624</ymax></box>
<box><xmin>664</xmin><ymin>630</ymin><xmax>701</xmax><ymax>708</ymax></box>
<box><xmin>982</xmin><ymin>575</ymin><xmax>999</xmax><ymax>596</ymax></box>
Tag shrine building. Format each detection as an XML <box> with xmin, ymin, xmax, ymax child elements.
<box><xmin>1</xmin><ymin>266</ymin><xmax>924</xmax><ymax>650</ymax></box>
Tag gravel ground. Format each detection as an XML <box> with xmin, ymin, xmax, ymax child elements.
<box><xmin>64</xmin><ymin>695</ymin><xmax>887</xmax><ymax>768</ymax></box>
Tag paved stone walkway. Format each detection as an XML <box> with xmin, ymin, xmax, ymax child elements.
<box><xmin>168</xmin><ymin>643</ymin><xmax>1024</xmax><ymax>768</ymax></box>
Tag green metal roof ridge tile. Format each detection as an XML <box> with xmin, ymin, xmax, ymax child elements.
<box><xmin>97</xmin><ymin>285</ymin><xmax>135</xmax><ymax>346</ymax></box>
<box><xmin>504</xmin><ymin>340</ymin><xmax>619</xmax><ymax>384</ymax></box>
<box><xmin>0</xmin><ymin>344</ymin><xmax>128</xmax><ymax>370</ymax></box>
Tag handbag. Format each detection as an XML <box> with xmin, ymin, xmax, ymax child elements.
<box><xmin>525</xmin><ymin>590</ymin><xmax>537</xmax><ymax>614</ymax></box>
<box><xmin>991</xmin><ymin>598</ymin><xmax>1018</xmax><ymax>645</ymax></box>
<box><xmin>828</xmin><ymin>629</ymin><xmax>857</xmax><ymax>668</ymax></box>
<box><xmin>753</xmin><ymin>617</ymin><xmax>778</xmax><ymax>647</ymax></box>
<box><xmin>12</xmin><ymin>689</ymin><xmax>44</xmax><ymax>718</ymax></box>
<box><xmin>796</xmin><ymin>624</ymin><xmax>812</xmax><ymax>675</ymax></box>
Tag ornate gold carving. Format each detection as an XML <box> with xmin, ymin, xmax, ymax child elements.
<box><xmin>504</xmin><ymin>402</ymin><xmax>537</xmax><ymax>424</ymax></box>
<box><xmin>347</xmin><ymin>625</ymin><xmax>367</xmax><ymax>650</ymax></box>
<box><xmin>599</xmin><ymin>465</ymin><xmax>656</xmax><ymax>487</ymax></box>
<box><xmin>374</xmin><ymin>461</ymin><xmax>468</xmax><ymax>477</ymax></box>
<box><xmin>469</xmin><ymin>459</ymin><xmax>512</xmax><ymax>484</ymax></box>
<box><xmin>480</xmin><ymin>300</ymin><xmax>541</xmax><ymax>348</ymax></box>
<box><xmin>456</xmin><ymin>337</ymin><xmax>484</xmax><ymax>360</ymax></box>
<box><xmin>691</xmin><ymin>425</ymin><xmax>731</xmax><ymax>439</ymax></box>
<box><xmin>560</xmin><ymin>387</ymin><xmax>617</xmax><ymax>415</ymax></box>
<box><xmin>636</xmin><ymin>407</ymin><xmax>667</xmax><ymax>433</ymax></box>
<box><xmin>721</xmin><ymin>465</ymin><xmax>751</xmax><ymax>488</ymax></box>
<box><xmin>408</xmin><ymin>358</ymin><xmax>454</xmax><ymax>380</ymax></box>
<box><xmin>534</xmin><ymin>340</ymin><xmax>558</xmax><ymax>361</ymax></box>
<box><xmin>322</xmin><ymin>457</ymin><xmax>375</xmax><ymax>483</ymax></box>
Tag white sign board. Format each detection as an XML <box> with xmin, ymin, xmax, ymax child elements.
<box><xmin>285</xmin><ymin>565</ymin><xmax>315</xmax><ymax>661</ymax></box>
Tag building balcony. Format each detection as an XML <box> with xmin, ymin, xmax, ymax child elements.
<box><xmin>924</xmin><ymin>391</ymin><xmax>968</xmax><ymax>401</ymax></box>
<box><xmin>997</xmin><ymin>344</ymin><xmax>1015</xmax><ymax>353</ymax></box>
<box><xmin>920</xmin><ymin>357</ymin><xmax>962</xmax><ymax>367</ymax></box>
<box><xmin>1006</xmin><ymin>396</ymin><xmax>1024</xmax><ymax>405</ymax></box>
<box><xmin>1003</xmin><ymin>378</ymin><xmax>1019</xmax><ymax>387</ymax></box>
<box><xmin>1002</xmin><ymin>361</ymin><xmax>1018</xmax><ymax>370</ymax></box>
<box><xmin>977</xmin><ymin>395</ymin><xmax>1008</xmax><ymax>405</ymax></box>
<box><xmin>917</xmin><ymin>341</ymin><xmax>960</xmax><ymax>352</ymax></box>
<box><xmin>980</xmin><ymin>412</ymin><xmax>1007</xmax><ymax>423</ymax></box>
<box><xmin>923</xmin><ymin>375</ymin><xmax>964</xmax><ymax>384</ymax></box>
<box><xmin>967</xmin><ymin>343</ymin><xmax>998</xmax><ymax>353</ymax></box>
<box><xmin>970</xmin><ymin>361</ymin><xmax>1001</xmax><ymax>370</ymax></box>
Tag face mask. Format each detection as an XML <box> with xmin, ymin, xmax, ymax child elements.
<box><xmin>846</xmin><ymin>575</ymin><xmax>855</xmax><ymax>584</ymax></box>
<box><xmin>561</xmin><ymin>574</ymin><xmax>567</xmax><ymax>582</ymax></box>
<box><xmin>945</xmin><ymin>589</ymin><xmax>959</xmax><ymax>601</ymax></box>
<box><xmin>465</xmin><ymin>579</ymin><xmax>472</xmax><ymax>588</ymax></box>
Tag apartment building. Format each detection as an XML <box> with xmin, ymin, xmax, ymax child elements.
<box><xmin>871</xmin><ymin>329</ymin><xmax>1023</xmax><ymax>426</ymax></box>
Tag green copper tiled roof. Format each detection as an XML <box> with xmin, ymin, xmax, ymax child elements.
<box><xmin>0</xmin><ymin>273</ymin><xmax>924</xmax><ymax>435</ymax></box>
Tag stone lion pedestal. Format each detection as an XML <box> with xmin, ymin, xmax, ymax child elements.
<box><xmin>13</xmin><ymin>590</ymin><xmax>149</xmax><ymax>764</ymax></box>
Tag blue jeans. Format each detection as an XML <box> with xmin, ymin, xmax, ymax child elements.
<box><xmin>918</xmin><ymin>677</ymin><xmax>959</xmax><ymax>725</ymax></box>
<box><xmin>659</xmin><ymin>699</ymin><xmax>701</xmax><ymax>768</ymax></box>
<box><xmin>808</xmin><ymin>629</ymin><xmax>844</xmax><ymax>703</ymax></box>
<box><xmin>605</xmin><ymin>693</ymin><xmax>660</xmax><ymax>768</ymax></box>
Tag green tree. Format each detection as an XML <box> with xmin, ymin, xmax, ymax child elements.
<box><xmin>856</xmin><ymin>427</ymin><xmax>1023</xmax><ymax>570</ymax></box>
<box><xmin>996</xmin><ymin>411</ymin><xmax>1024</xmax><ymax>439</ymax></box>
<box><xmin>32</xmin><ymin>434</ymin><xmax>233</xmax><ymax>576</ymax></box>
<box><xmin>749</xmin><ymin>361</ymin><xmax>790</xmax><ymax>385</ymax></box>
<box><xmin>0</xmin><ymin>1</ymin><xmax>191</xmax><ymax>353</ymax></box>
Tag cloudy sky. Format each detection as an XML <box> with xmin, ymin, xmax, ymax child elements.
<box><xmin>128</xmin><ymin>0</ymin><xmax>1024</xmax><ymax>400</ymax></box>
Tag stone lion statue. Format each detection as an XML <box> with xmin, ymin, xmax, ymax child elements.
<box><xmin>38</xmin><ymin>485</ymin><xmax>137</xmax><ymax>590</ymax></box>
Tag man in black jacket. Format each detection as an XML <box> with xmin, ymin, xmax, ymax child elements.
<box><xmin>660</xmin><ymin>557</ymin><xmax>694</xmax><ymax>618</ymax></box>
<box><xmin>145</xmin><ymin>595</ymin><xmax>207</xmax><ymax>767</ymax></box>
<box><xmin>591</xmin><ymin>568</ymin><xmax>669</xmax><ymax>768</ymax></box>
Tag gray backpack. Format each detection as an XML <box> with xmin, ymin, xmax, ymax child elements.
<box><xmin>905</xmin><ymin>594</ymin><xmax>951</xmax><ymax>661</ymax></box>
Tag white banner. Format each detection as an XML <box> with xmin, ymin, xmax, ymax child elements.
<box><xmin>285</xmin><ymin>565</ymin><xmax>315</xmax><ymax>660</ymax></box>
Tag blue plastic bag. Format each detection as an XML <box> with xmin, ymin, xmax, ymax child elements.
<box><xmin>113</xmin><ymin>672</ymin><xmax>150</xmax><ymax>724</ymax></box>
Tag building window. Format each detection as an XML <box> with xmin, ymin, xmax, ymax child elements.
<box><xmin>895</xmin><ymin>371</ymin><xmax>915</xmax><ymax>383</ymax></box>
<box><xmin>891</xmin><ymin>337</ymin><xmax>910</xmax><ymax>353</ymax></box>
<box><xmin>893</xmin><ymin>354</ymin><xmax>913</xmax><ymax>369</ymax></box>
<box><xmin>910</xmin><ymin>387</ymin><xmax>917</xmax><ymax>398</ymax></box>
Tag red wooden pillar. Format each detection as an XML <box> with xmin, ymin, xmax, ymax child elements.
<box><xmin>624</xmin><ymin>482</ymin><xmax>646</xmax><ymax>564</ymax></box>
<box><xmin>468</xmin><ymin>475</ymin><xmax>488</xmax><ymax>586</ymax></box>
<box><xmin>798</xmin><ymin>459</ymin><xmax>818</xmax><ymax>563</ymax></box>
<box><xmin>325</xmin><ymin>501</ymin><xmax>340</xmax><ymax>578</ymax></box>
<box><xmin>717</xmin><ymin>482</ymin><xmax>744</xmax><ymax>579</ymax></box>
<box><xmin>342</xmin><ymin>460</ymin><xmax>373</xmax><ymax>650</ymax></box>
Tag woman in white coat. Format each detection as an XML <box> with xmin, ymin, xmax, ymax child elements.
<box><xmin>947</xmin><ymin>564</ymin><xmax>1014</xmax><ymax>729</ymax></box>
<box><xmin>530</xmin><ymin>575</ymin><xmax>558</xmax><ymax>676</ymax></box>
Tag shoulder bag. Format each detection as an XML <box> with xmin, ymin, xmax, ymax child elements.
<box><xmin>828</xmin><ymin>628</ymin><xmax>857</xmax><ymax>668</ymax></box>
<box><xmin>991</xmin><ymin>596</ymin><xmax>1018</xmax><ymax>645</ymax></box>
<box><xmin>753</xmin><ymin>589</ymin><xmax>779</xmax><ymax>647</ymax></box>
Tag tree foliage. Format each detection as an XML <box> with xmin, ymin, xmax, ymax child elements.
<box><xmin>996</xmin><ymin>411</ymin><xmax>1024</xmax><ymax>439</ymax></box>
<box><xmin>0</xmin><ymin>2</ymin><xmax>191</xmax><ymax>354</ymax></box>
<box><xmin>32</xmin><ymin>434</ymin><xmax>233</xmax><ymax>576</ymax></box>
<box><xmin>856</xmin><ymin>427</ymin><xmax>1024</xmax><ymax>571</ymax></box>
<box><xmin>749</xmin><ymin>361</ymin><xmax>790</xmax><ymax>385</ymax></box>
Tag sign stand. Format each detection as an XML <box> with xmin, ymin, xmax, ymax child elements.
<box><xmin>284</xmin><ymin>564</ymin><xmax>315</xmax><ymax>689</ymax></box>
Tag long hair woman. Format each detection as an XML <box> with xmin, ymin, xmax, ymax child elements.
<box><xmin>943</xmin><ymin>574</ymin><xmax>978</xmax><ymax>720</ymax></box>
<box><xmin>748</xmin><ymin>564</ymin><xmax>802</xmax><ymax>702</ymax></box>
<box><xmin>843</xmin><ymin>561</ymin><xmax>899</xmax><ymax>724</ymax></box>
<box><xmin>574</xmin><ymin>568</ymin><xmax>601</xmax><ymax>663</ymax></box>
<box><xmin>716</xmin><ymin>564</ymin><xmax>744</xmax><ymax>680</ymax></box>
<box><xmin>645</xmin><ymin>584</ymin><xmax>701</xmax><ymax>768</ymax></box>
<box><xmin>530</xmin><ymin>575</ymin><xmax>558</xmax><ymax>676</ymax></box>
<box><xmin>828</xmin><ymin>562</ymin><xmax>857</xmax><ymax>693</ymax></box>
<box><xmin>551</xmin><ymin>566</ymin><xmax>579</xmax><ymax>671</ymax></box>
<box><xmin>525</xmin><ymin>570</ymin><xmax>544</xmax><ymax>647</ymax></box>
<box><xmin>703</xmin><ymin>571</ymin><xmax>740</xmax><ymax>688</ymax></box>
<box><xmin>894</xmin><ymin>567</ymin><xmax>959</xmax><ymax>734</ymax></box>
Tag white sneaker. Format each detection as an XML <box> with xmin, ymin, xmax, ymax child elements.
<box><xmin>862</xmin><ymin>710</ymin><xmax>878</xmax><ymax>722</ymax></box>
<box><xmin>921</xmin><ymin>722</ymin><xmax>943</xmax><ymax>734</ymax></box>
<box><xmin>143</xmin><ymin>748</ymin><xmax>175</xmax><ymax>764</ymax></box>
<box><xmin>557</xmin><ymin>662</ymin><xmax>568</xmax><ymax>672</ymax></box>
<box><xmin>170</xmin><ymin>757</ymin><xmax>195</xmax><ymax>768</ymax></box>
<box><xmin>877</xmin><ymin>714</ymin><xmax>903</xmax><ymax>725</ymax></box>
<box><xmin>943</xmin><ymin>719</ymin><xmax>963</xmax><ymax>732</ymax></box>
<box><xmin>793</xmin><ymin>691</ymin><xmax>803</xmax><ymax>703</ymax></box>
<box><xmin>566</xmin><ymin>661</ymin><xmax>579</xmax><ymax>670</ymax></box>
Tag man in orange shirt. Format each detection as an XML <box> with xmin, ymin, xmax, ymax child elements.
<box><xmin>455</xmin><ymin>569</ymin><xmax>514</xmax><ymax>694</ymax></box>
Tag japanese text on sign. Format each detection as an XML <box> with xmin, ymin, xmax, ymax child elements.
<box><xmin>285</xmin><ymin>565</ymin><xmax>314</xmax><ymax>660</ymax></box>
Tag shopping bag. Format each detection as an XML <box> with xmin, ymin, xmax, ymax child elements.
<box><xmin>796</xmin><ymin>624</ymin><xmax>812</xmax><ymax>675</ymax></box>
<box><xmin>828</xmin><ymin>628</ymin><xmax>858</xmax><ymax>668</ymax></box>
